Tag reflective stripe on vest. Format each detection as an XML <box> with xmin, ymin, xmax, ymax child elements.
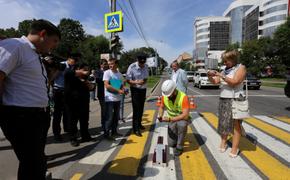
<box><xmin>163</xmin><ymin>90</ymin><xmax>185</xmax><ymax>118</ymax></box>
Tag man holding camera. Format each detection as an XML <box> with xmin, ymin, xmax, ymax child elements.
<box><xmin>52</xmin><ymin>54</ymin><xmax>78</xmax><ymax>142</ymax></box>
<box><xmin>0</xmin><ymin>19</ymin><xmax>60</xmax><ymax>180</ymax></box>
<box><xmin>64</xmin><ymin>62</ymin><xmax>95</xmax><ymax>146</ymax></box>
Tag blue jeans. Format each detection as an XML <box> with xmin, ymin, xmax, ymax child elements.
<box><xmin>104</xmin><ymin>101</ymin><xmax>121</xmax><ymax>135</ymax></box>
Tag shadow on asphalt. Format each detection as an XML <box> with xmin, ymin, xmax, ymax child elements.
<box><xmin>45</xmin><ymin>126</ymin><xmax>103</xmax><ymax>145</ymax></box>
<box><xmin>88</xmin><ymin>154</ymin><xmax>159</xmax><ymax>180</ymax></box>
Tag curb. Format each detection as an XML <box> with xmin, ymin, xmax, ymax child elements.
<box><xmin>146</xmin><ymin>79</ymin><xmax>161</xmax><ymax>102</ymax></box>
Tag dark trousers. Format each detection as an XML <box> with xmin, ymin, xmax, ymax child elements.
<box><xmin>104</xmin><ymin>101</ymin><xmax>120</xmax><ymax>135</ymax></box>
<box><xmin>52</xmin><ymin>89</ymin><xmax>68</xmax><ymax>135</ymax></box>
<box><xmin>130</xmin><ymin>87</ymin><xmax>146</xmax><ymax>131</ymax></box>
<box><xmin>98</xmin><ymin>97</ymin><xmax>106</xmax><ymax>132</ymax></box>
<box><xmin>0</xmin><ymin>106</ymin><xmax>50</xmax><ymax>180</ymax></box>
<box><xmin>66</xmin><ymin>101</ymin><xmax>90</xmax><ymax>140</ymax></box>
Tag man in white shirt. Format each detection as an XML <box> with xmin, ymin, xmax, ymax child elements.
<box><xmin>171</xmin><ymin>60</ymin><xmax>188</xmax><ymax>94</ymax></box>
<box><xmin>103</xmin><ymin>58</ymin><xmax>125</xmax><ymax>140</ymax></box>
<box><xmin>0</xmin><ymin>19</ymin><xmax>60</xmax><ymax>180</ymax></box>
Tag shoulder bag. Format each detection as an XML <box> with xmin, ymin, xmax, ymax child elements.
<box><xmin>232</xmin><ymin>79</ymin><xmax>250</xmax><ymax>119</ymax></box>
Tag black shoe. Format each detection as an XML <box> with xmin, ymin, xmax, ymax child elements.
<box><xmin>134</xmin><ymin>131</ymin><xmax>142</xmax><ymax>137</ymax></box>
<box><xmin>54</xmin><ymin>135</ymin><xmax>63</xmax><ymax>142</ymax></box>
<box><xmin>140</xmin><ymin>125</ymin><xmax>146</xmax><ymax>130</ymax></box>
<box><xmin>70</xmin><ymin>140</ymin><xmax>79</xmax><ymax>147</ymax></box>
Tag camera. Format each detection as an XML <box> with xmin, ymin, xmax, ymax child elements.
<box><xmin>41</xmin><ymin>54</ymin><xmax>66</xmax><ymax>71</ymax></box>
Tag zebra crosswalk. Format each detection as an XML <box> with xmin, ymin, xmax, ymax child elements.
<box><xmin>64</xmin><ymin>110</ymin><xmax>290</xmax><ymax>180</ymax></box>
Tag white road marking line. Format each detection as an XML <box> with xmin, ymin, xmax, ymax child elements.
<box><xmin>243</xmin><ymin>123</ymin><xmax>290</xmax><ymax>162</ymax></box>
<box><xmin>254</xmin><ymin>115</ymin><xmax>290</xmax><ymax>132</ymax></box>
<box><xmin>191</xmin><ymin>113</ymin><xmax>261</xmax><ymax>180</ymax></box>
<box><xmin>79</xmin><ymin>113</ymin><xmax>133</xmax><ymax>165</ymax></box>
<box><xmin>143</xmin><ymin>115</ymin><xmax>177</xmax><ymax>180</ymax></box>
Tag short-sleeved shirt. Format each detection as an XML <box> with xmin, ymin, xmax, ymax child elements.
<box><xmin>126</xmin><ymin>62</ymin><xmax>149</xmax><ymax>89</ymax></box>
<box><xmin>53</xmin><ymin>61</ymin><xmax>70</xmax><ymax>90</ymax></box>
<box><xmin>103</xmin><ymin>69</ymin><xmax>123</xmax><ymax>102</ymax></box>
<box><xmin>160</xmin><ymin>95</ymin><xmax>189</xmax><ymax>109</ymax></box>
<box><xmin>0</xmin><ymin>36</ymin><xmax>48</xmax><ymax>107</ymax></box>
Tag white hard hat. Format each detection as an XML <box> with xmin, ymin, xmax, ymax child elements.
<box><xmin>161</xmin><ymin>80</ymin><xmax>176</xmax><ymax>97</ymax></box>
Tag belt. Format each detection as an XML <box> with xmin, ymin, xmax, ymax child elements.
<box><xmin>1</xmin><ymin>105</ymin><xmax>48</xmax><ymax>113</ymax></box>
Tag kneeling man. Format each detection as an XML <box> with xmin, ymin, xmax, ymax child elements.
<box><xmin>157</xmin><ymin>80</ymin><xmax>190</xmax><ymax>156</ymax></box>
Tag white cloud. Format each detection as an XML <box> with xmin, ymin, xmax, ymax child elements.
<box><xmin>82</xmin><ymin>17</ymin><xmax>105</xmax><ymax>36</ymax></box>
<box><xmin>0</xmin><ymin>1</ymin><xmax>36</xmax><ymax>28</ymax></box>
<box><xmin>0</xmin><ymin>0</ymin><xmax>72</xmax><ymax>28</ymax></box>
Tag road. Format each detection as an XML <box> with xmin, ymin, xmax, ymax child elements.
<box><xmin>0</xmin><ymin>75</ymin><xmax>289</xmax><ymax>180</ymax></box>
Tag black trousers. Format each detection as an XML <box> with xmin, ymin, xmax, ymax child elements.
<box><xmin>66</xmin><ymin>101</ymin><xmax>90</xmax><ymax>140</ymax></box>
<box><xmin>98</xmin><ymin>97</ymin><xmax>106</xmax><ymax>132</ymax></box>
<box><xmin>0</xmin><ymin>106</ymin><xmax>50</xmax><ymax>180</ymax></box>
<box><xmin>130</xmin><ymin>87</ymin><xmax>146</xmax><ymax>131</ymax></box>
<box><xmin>52</xmin><ymin>89</ymin><xmax>68</xmax><ymax>135</ymax></box>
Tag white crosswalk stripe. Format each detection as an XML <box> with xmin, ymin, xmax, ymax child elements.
<box><xmin>253</xmin><ymin>115</ymin><xmax>290</xmax><ymax>132</ymax></box>
<box><xmin>62</xmin><ymin>111</ymin><xmax>290</xmax><ymax>179</ymax></box>
<box><xmin>243</xmin><ymin>122</ymin><xmax>290</xmax><ymax>162</ymax></box>
<box><xmin>191</xmin><ymin>112</ymin><xmax>262</xmax><ymax>180</ymax></box>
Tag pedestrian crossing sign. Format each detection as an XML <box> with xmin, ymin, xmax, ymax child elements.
<box><xmin>105</xmin><ymin>11</ymin><xmax>123</xmax><ymax>33</ymax></box>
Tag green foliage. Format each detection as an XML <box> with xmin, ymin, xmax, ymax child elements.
<box><xmin>55</xmin><ymin>18</ymin><xmax>85</xmax><ymax>57</ymax></box>
<box><xmin>226</xmin><ymin>42</ymin><xmax>240</xmax><ymax>51</ymax></box>
<box><xmin>78</xmin><ymin>35</ymin><xmax>110</xmax><ymax>69</ymax></box>
<box><xmin>0</xmin><ymin>27</ymin><xmax>20</xmax><ymax>38</ymax></box>
<box><xmin>18</xmin><ymin>19</ymin><xmax>35</xmax><ymax>36</ymax></box>
<box><xmin>273</xmin><ymin>16</ymin><xmax>290</xmax><ymax>68</ymax></box>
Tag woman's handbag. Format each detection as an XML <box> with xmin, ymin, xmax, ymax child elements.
<box><xmin>232</xmin><ymin>80</ymin><xmax>250</xmax><ymax>119</ymax></box>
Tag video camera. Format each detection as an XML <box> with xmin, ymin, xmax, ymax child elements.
<box><xmin>41</xmin><ymin>54</ymin><xmax>66</xmax><ymax>71</ymax></box>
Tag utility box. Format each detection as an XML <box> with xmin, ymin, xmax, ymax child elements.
<box><xmin>152</xmin><ymin>136</ymin><xmax>168</xmax><ymax>167</ymax></box>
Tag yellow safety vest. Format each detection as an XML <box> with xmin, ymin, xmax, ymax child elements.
<box><xmin>163</xmin><ymin>90</ymin><xmax>186</xmax><ymax>118</ymax></box>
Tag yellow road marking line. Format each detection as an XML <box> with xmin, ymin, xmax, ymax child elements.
<box><xmin>244</xmin><ymin>117</ymin><xmax>290</xmax><ymax>144</ymax></box>
<box><xmin>70</xmin><ymin>173</ymin><xmax>83</xmax><ymax>180</ymax></box>
<box><xmin>201</xmin><ymin>112</ymin><xmax>290</xmax><ymax>179</ymax></box>
<box><xmin>273</xmin><ymin>116</ymin><xmax>290</xmax><ymax>124</ymax></box>
<box><xmin>108</xmin><ymin>110</ymin><xmax>155</xmax><ymax>176</ymax></box>
<box><xmin>180</xmin><ymin>126</ymin><xmax>216</xmax><ymax>180</ymax></box>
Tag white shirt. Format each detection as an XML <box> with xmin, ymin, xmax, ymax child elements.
<box><xmin>103</xmin><ymin>69</ymin><xmax>123</xmax><ymax>102</ymax></box>
<box><xmin>126</xmin><ymin>62</ymin><xmax>149</xmax><ymax>89</ymax></box>
<box><xmin>220</xmin><ymin>64</ymin><xmax>245</xmax><ymax>98</ymax></box>
<box><xmin>0</xmin><ymin>36</ymin><xmax>48</xmax><ymax>107</ymax></box>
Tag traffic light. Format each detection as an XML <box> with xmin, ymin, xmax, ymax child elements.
<box><xmin>111</xmin><ymin>35</ymin><xmax>120</xmax><ymax>49</ymax></box>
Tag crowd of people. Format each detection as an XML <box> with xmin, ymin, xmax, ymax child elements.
<box><xmin>0</xmin><ymin>19</ymin><xmax>248</xmax><ymax>179</ymax></box>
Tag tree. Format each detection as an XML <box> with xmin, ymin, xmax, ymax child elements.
<box><xmin>273</xmin><ymin>16</ymin><xmax>290</xmax><ymax>68</ymax></box>
<box><xmin>18</xmin><ymin>19</ymin><xmax>35</xmax><ymax>36</ymax></box>
<box><xmin>0</xmin><ymin>27</ymin><xmax>19</xmax><ymax>38</ymax></box>
<box><xmin>55</xmin><ymin>18</ymin><xmax>85</xmax><ymax>57</ymax></box>
<box><xmin>226</xmin><ymin>42</ymin><xmax>240</xmax><ymax>51</ymax></box>
<box><xmin>78</xmin><ymin>35</ymin><xmax>110</xmax><ymax>69</ymax></box>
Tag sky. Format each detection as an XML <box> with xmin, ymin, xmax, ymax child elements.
<box><xmin>0</xmin><ymin>0</ymin><xmax>233</xmax><ymax>63</ymax></box>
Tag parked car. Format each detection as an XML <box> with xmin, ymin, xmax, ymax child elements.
<box><xmin>244</xmin><ymin>73</ymin><xmax>261</xmax><ymax>90</ymax></box>
<box><xmin>186</xmin><ymin>71</ymin><xmax>195</xmax><ymax>82</ymax></box>
<box><xmin>193</xmin><ymin>70</ymin><xmax>219</xmax><ymax>89</ymax></box>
